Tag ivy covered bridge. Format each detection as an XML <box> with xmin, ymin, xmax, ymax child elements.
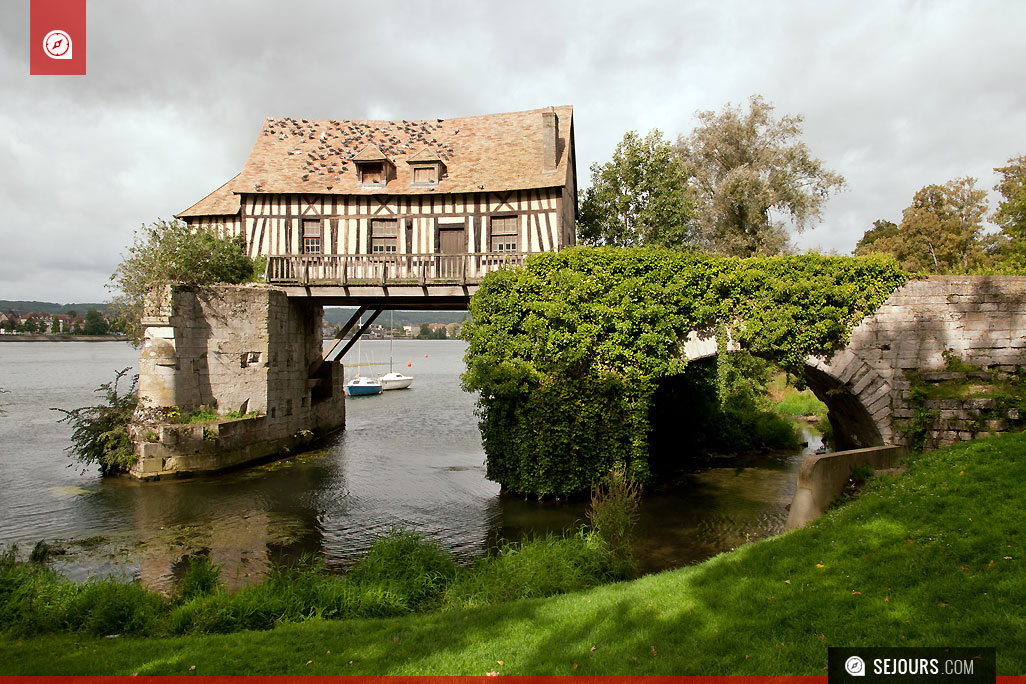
<box><xmin>460</xmin><ymin>250</ymin><xmax>1026</xmax><ymax>496</ymax></box>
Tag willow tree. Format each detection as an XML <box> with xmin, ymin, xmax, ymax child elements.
<box><xmin>678</xmin><ymin>95</ymin><xmax>846</xmax><ymax>257</ymax></box>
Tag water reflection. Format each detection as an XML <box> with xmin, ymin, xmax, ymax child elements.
<box><xmin>0</xmin><ymin>340</ymin><xmax>815</xmax><ymax>590</ymax></box>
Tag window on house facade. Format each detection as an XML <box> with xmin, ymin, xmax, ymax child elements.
<box><xmin>371</xmin><ymin>219</ymin><xmax>398</xmax><ymax>254</ymax></box>
<box><xmin>302</xmin><ymin>219</ymin><xmax>322</xmax><ymax>254</ymax></box>
<box><xmin>489</xmin><ymin>215</ymin><xmax>519</xmax><ymax>252</ymax></box>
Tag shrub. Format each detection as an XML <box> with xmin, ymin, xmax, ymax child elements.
<box><xmin>108</xmin><ymin>218</ymin><xmax>256</xmax><ymax>344</ymax></box>
<box><xmin>52</xmin><ymin>368</ymin><xmax>139</xmax><ymax>475</ymax></box>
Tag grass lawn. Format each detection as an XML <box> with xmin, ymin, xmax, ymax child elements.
<box><xmin>2</xmin><ymin>431</ymin><xmax>1024</xmax><ymax>676</ymax></box>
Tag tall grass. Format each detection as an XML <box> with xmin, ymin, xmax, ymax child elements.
<box><xmin>170</xmin><ymin>530</ymin><xmax>457</xmax><ymax>634</ymax></box>
<box><xmin>177</xmin><ymin>554</ymin><xmax>221</xmax><ymax>601</ymax></box>
<box><xmin>0</xmin><ymin>546</ymin><xmax>165</xmax><ymax>637</ymax></box>
<box><xmin>773</xmin><ymin>390</ymin><xmax>827</xmax><ymax>417</ymax></box>
<box><xmin>443</xmin><ymin>531</ymin><xmax>614</xmax><ymax>609</ymax></box>
<box><xmin>587</xmin><ymin>464</ymin><xmax>640</xmax><ymax>578</ymax></box>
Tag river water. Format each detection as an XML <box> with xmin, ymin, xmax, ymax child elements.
<box><xmin>0</xmin><ymin>340</ymin><xmax>817</xmax><ymax>590</ymax></box>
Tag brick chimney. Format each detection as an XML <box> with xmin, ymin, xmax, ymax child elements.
<box><xmin>542</xmin><ymin>107</ymin><xmax>559</xmax><ymax>171</ymax></box>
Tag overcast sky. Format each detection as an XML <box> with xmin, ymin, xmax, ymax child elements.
<box><xmin>2</xmin><ymin>0</ymin><xmax>1024</xmax><ymax>303</ymax></box>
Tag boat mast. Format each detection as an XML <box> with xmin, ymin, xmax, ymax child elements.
<box><xmin>389</xmin><ymin>310</ymin><xmax>394</xmax><ymax>374</ymax></box>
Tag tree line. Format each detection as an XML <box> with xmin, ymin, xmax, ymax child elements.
<box><xmin>853</xmin><ymin>158</ymin><xmax>1026</xmax><ymax>273</ymax></box>
<box><xmin>578</xmin><ymin>94</ymin><xmax>846</xmax><ymax>256</ymax></box>
<box><xmin>1</xmin><ymin>308</ymin><xmax>112</xmax><ymax>335</ymax></box>
<box><xmin>579</xmin><ymin>94</ymin><xmax>1025</xmax><ymax>274</ymax></box>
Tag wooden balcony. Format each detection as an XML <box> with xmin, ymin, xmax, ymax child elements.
<box><xmin>266</xmin><ymin>252</ymin><xmax>526</xmax><ymax>308</ymax></box>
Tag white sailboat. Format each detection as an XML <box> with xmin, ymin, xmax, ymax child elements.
<box><xmin>345</xmin><ymin>314</ymin><xmax>382</xmax><ymax>396</ymax></box>
<box><xmin>379</xmin><ymin>311</ymin><xmax>413</xmax><ymax>391</ymax></box>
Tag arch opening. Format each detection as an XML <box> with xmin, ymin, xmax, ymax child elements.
<box><xmin>648</xmin><ymin>344</ymin><xmax>889</xmax><ymax>470</ymax></box>
<box><xmin>802</xmin><ymin>363</ymin><xmax>885</xmax><ymax>451</ymax></box>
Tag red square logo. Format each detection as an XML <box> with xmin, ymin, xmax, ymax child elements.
<box><xmin>30</xmin><ymin>0</ymin><xmax>87</xmax><ymax>75</ymax></box>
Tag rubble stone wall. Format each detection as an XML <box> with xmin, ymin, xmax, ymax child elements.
<box><xmin>131</xmin><ymin>284</ymin><xmax>344</xmax><ymax>478</ymax></box>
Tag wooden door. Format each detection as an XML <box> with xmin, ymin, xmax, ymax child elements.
<box><xmin>437</xmin><ymin>228</ymin><xmax>466</xmax><ymax>279</ymax></box>
<box><xmin>438</xmin><ymin>228</ymin><xmax>466</xmax><ymax>254</ymax></box>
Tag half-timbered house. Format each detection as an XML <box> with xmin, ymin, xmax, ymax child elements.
<box><xmin>177</xmin><ymin>106</ymin><xmax>576</xmax><ymax>290</ymax></box>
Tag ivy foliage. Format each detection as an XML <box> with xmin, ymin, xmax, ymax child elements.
<box><xmin>462</xmin><ymin>248</ymin><xmax>907</xmax><ymax>496</ymax></box>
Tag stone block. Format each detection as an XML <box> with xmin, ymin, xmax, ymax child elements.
<box><xmin>851</xmin><ymin>368</ymin><xmax>875</xmax><ymax>395</ymax></box>
<box><xmin>925</xmin><ymin>399</ymin><xmax>960</xmax><ymax>410</ymax></box>
<box><xmin>964</xmin><ymin>397</ymin><xmax>996</xmax><ymax>410</ymax></box>
<box><xmin>868</xmin><ymin>396</ymin><xmax>890</xmax><ymax>417</ymax></box>
<box><xmin>863</xmin><ymin>382</ymin><xmax>891</xmax><ymax>407</ymax></box>
<box><xmin>919</xmin><ymin>371</ymin><xmax>963</xmax><ymax>382</ymax></box>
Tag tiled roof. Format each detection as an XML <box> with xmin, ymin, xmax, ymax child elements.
<box><xmin>407</xmin><ymin>146</ymin><xmax>443</xmax><ymax>163</ymax></box>
<box><xmin>352</xmin><ymin>144</ymin><xmax>390</xmax><ymax>163</ymax></box>
<box><xmin>177</xmin><ymin>173</ymin><xmax>242</xmax><ymax>218</ymax></box>
<box><xmin>229</xmin><ymin>105</ymin><xmax>573</xmax><ymax>197</ymax></box>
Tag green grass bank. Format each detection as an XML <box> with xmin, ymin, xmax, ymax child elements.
<box><xmin>2</xmin><ymin>431</ymin><xmax>1025</xmax><ymax>676</ymax></box>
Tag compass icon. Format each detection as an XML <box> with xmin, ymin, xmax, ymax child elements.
<box><xmin>43</xmin><ymin>30</ymin><xmax>73</xmax><ymax>59</ymax></box>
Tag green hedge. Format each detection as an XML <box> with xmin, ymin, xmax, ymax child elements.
<box><xmin>462</xmin><ymin>248</ymin><xmax>907</xmax><ymax>496</ymax></box>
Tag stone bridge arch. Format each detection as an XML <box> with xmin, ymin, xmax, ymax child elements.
<box><xmin>679</xmin><ymin>275</ymin><xmax>1026</xmax><ymax>451</ymax></box>
<box><xmin>680</xmin><ymin>331</ymin><xmax>891</xmax><ymax>450</ymax></box>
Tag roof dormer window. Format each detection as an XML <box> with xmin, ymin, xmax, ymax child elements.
<box><xmin>407</xmin><ymin>147</ymin><xmax>447</xmax><ymax>187</ymax></box>
<box><xmin>359</xmin><ymin>162</ymin><xmax>385</xmax><ymax>185</ymax></box>
<box><xmin>411</xmin><ymin>163</ymin><xmax>439</xmax><ymax>186</ymax></box>
<box><xmin>354</xmin><ymin>145</ymin><xmax>394</xmax><ymax>187</ymax></box>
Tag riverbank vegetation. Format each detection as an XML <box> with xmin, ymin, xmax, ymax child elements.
<box><xmin>0</xmin><ymin>469</ymin><xmax>640</xmax><ymax>640</ymax></box>
<box><xmin>2</xmin><ymin>429</ymin><xmax>1024</xmax><ymax>675</ymax></box>
<box><xmin>0</xmin><ymin>530</ymin><xmax>620</xmax><ymax>639</ymax></box>
<box><xmin>463</xmin><ymin>249</ymin><xmax>907</xmax><ymax>496</ymax></box>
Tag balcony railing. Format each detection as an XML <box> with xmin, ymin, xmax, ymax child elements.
<box><xmin>266</xmin><ymin>252</ymin><xmax>526</xmax><ymax>286</ymax></box>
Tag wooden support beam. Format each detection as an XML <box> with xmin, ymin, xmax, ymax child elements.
<box><xmin>323</xmin><ymin>304</ymin><xmax>368</xmax><ymax>361</ymax></box>
<box><xmin>333</xmin><ymin>309</ymin><xmax>383</xmax><ymax>361</ymax></box>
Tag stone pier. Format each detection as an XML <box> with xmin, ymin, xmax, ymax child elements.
<box><xmin>129</xmin><ymin>284</ymin><xmax>345</xmax><ymax>479</ymax></box>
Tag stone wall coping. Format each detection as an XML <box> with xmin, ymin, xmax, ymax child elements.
<box><xmin>786</xmin><ymin>444</ymin><xmax>906</xmax><ymax>530</ymax></box>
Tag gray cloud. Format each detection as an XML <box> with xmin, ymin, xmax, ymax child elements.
<box><xmin>1</xmin><ymin>0</ymin><xmax>1024</xmax><ymax>301</ymax></box>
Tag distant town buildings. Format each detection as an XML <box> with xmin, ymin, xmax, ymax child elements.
<box><xmin>0</xmin><ymin>309</ymin><xmax>116</xmax><ymax>336</ymax></box>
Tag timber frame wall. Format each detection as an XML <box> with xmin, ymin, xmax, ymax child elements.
<box><xmin>189</xmin><ymin>188</ymin><xmax>572</xmax><ymax>259</ymax></box>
